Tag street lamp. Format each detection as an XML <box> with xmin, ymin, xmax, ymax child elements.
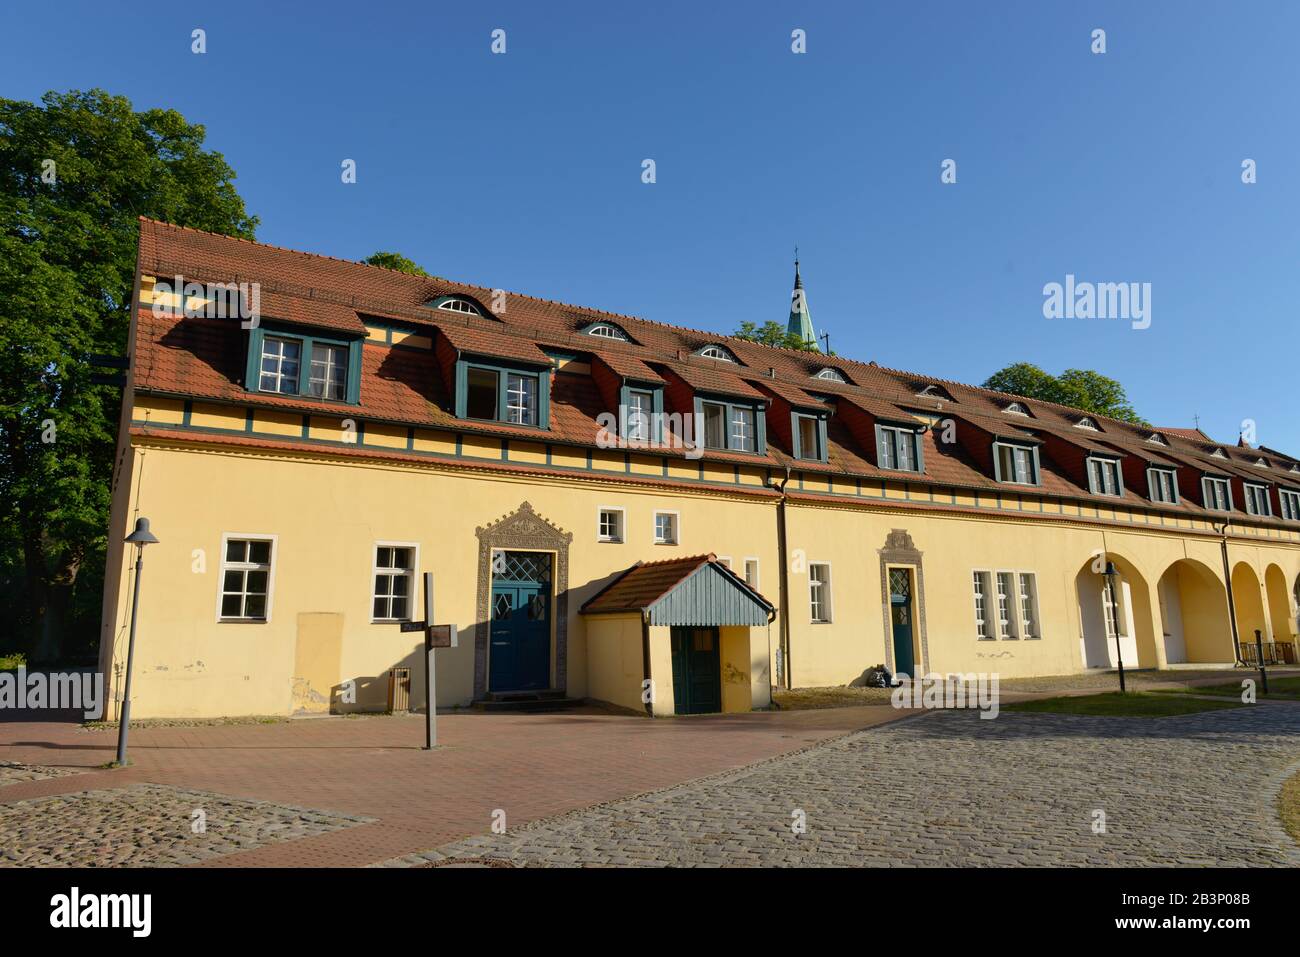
<box><xmin>1102</xmin><ymin>561</ymin><xmax>1126</xmax><ymax>693</ymax></box>
<box><xmin>114</xmin><ymin>517</ymin><xmax>159</xmax><ymax>767</ymax></box>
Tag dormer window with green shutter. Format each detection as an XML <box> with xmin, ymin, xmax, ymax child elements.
<box><xmin>993</xmin><ymin>442</ymin><xmax>1040</xmax><ymax>485</ymax></box>
<box><xmin>458</xmin><ymin>361</ymin><xmax>551</xmax><ymax>428</ymax></box>
<box><xmin>245</xmin><ymin>325</ymin><xmax>363</xmax><ymax>404</ymax></box>
<box><xmin>876</xmin><ymin>423</ymin><xmax>924</xmax><ymax>473</ymax></box>
<box><xmin>1086</xmin><ymin>455</ymin><xmax>1123</xmax><ymax>496</ymax></box>
<box><xmin>793</xmin><ymin>412</ymin><xmax>828</xmax><ymax>462</ymax></box>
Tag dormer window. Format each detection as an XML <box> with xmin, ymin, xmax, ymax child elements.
<box><xmin>876</xmin><ymin>424</ymin><xmax>925</xmax><ymax>474</ymax></box>
<box><xmin>813</xmin><ymin>367</ymin><xmax>847</xmax><ymax>383</ymax></box>
<box><xmin>435</xmin><ymin>297</ymin><xmax>483</xmax><ymax>317</ymax></box>
<box><xmin>993</xmin><ymin>442</ymin><xmax>1040</xmax><ymax>485</ymax></box>
<box><xmin>1147</xmin><ymin>432</ymin><xmax>1169</xmax><ymax>446</ymax></box>
<box><xmin>245</xmin><ymin>326</ymin><xmax>362</xmax><ymax>404</ymax></box>
<box><xmin>1086</xmin><ymin>455</ymin><xmax>1123</xmax><ymax>496</ymax></box>
<box><xmin>1075</xmin><ymin>417</ymin><xmax>1100</xmax><ymax>431</ymax></box>
<box><xmin>1210</xmin><ymin>447</ymin><xmax>1227</xmax><ymax>458</ymax></box>
<box><xmin>1244</xmin><ymin>483</ymin><xmax>1272</xmax><ymax>517</ymax></box>
<box><xmin>1202</xmin><ymin>476</ymin><xmax>1232</xmax><ymax>511</ymax></box>
<box><xmin>582</xmin><ymin>322</ymin><xmax>630</xmax><ymax>342</ymax></box>
<box><xmin>1253</xmin><ymin>457</ymin><xmax>1270</xmax><ymax>468</ymax></box>
<box><xmin>696</xmin><ymin>344</ymin><xmax>739</xmax><ymax>363</ymax></box>
<box><xmin>914</xmin><ymin>384</ymin><xmax>953</xmax><ymax>401</ymax></box>
<box><xmin>1002</xmin><ymin>402</ymin><xmax>1030</xmax><ymax>416</ymax></box>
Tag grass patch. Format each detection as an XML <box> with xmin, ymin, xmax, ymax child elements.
<box><xmin>1279</xmin><ymin>770</ymin><xmax>1300</xmax><ymax>849</ymax></box>
<box><xmin>1004</xmin><ymin>691</ymin><xmax>1245</xmax><ymax>717</ymax></box>
<box><xmin>1162</xmin><ymin>676</ymin><xmax>1300</xmax><ymax>700</ymax></box>
<box><xmin>772</xmin><ymin>686</ymin><xmax>895</xmax><ymax>710</ymax></box>
<box><xmin>0</xmin><ymin>652</ymin><xmax>26</xmax><ymax>671</ymax></box>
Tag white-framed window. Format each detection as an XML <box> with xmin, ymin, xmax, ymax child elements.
<box><xmin>1075</xmin><ymin>417</ymin><xmax>1100</xmax><ymax>431</ymax></box>
<box><xmin>809</xmin><ymin>562</ymin><xmax>832</xmax><ymax>623</ymax></box>
<box><xmin>653</xmin><ymin>511</ymin><xmax>678</xmax><ymax>545</ymax></box>
<box><xmin>1148</xmin><ymin>467</ymin><xmax>1179</xmax><ymax>504</ymax></box>
<box><xmin>1087</xmin><ymin>457</ymin><xmax>1122</xmax><ymax>496</ymax></box>
<box><xmin>1003</xmin><ymin>402</ymin><xmax>1030</xmax><ymax>416</ymax></box>
<box><xmin>597</xmin><ymin>507</ymin><xmax>624</xmax><ymax>543</ymax></box>
<box><xmin>995</xmin><ymin>571</ymin><xmax>1019</xmax><ymax>639</ymax></box>
<box><xmin>1202</xmin><ymin>476</ymin><xmax>1232</xmax><ymax>511</ymax></box>
<box><xmin>1017</xmin><ymin>572</ymin><xmax>1041</xmax><ymax>639</ymax></box>
<box><xmin>308</xmin><ymin>342</ymin><xmax>348</xmax><ymax>400</ymax></box>
<box><xmin>585</xmin><ymin>322</ymin><xmax>628</xmax><ymax>340</ymax></box>
<box><xmin>973</xmin><ymin>571</ymin><xmax>994</xmax><ymax>639</ymax></box>
<box><xmin>696</xmin><ymin>344</ymin><xmax>738</xmax><ymax>363</ymax></box>
<box><xmin>437</xmin><ymin>297</ymin><xmax>482</xmax><ymax>316</ymax></box>
<box><xmin>814</xmin><ymin>367</ymin><xmax>846</xmax><ymax>383</ymax></box>
<box><xmin>218</xmin><ymin>535</ymin><xmax>275</xmax><ymax>621</ymax></box>
<box><xmin>372</xmin><ymin>543</ymin><xmax>417</xmax><ymax>621</ymax></box>
<box><xmin>505</xmin><ymin>373</ymin><xmax>538</xmax><ymax>425</ymax></box>
<box><xmin>730</xmin><ymin>406</ymin><xmax>756</xmax><ymax>452</ymax></box>
<box><xmin>1281</xmin><ymin>489</ymin><xmax>1300</xmax><ymax>522</ymax></box>
<box><xmin>259</xmin><ymin>336</ymin><xmax>301</xmax><ymax>394</ymax></box>
<box><xmin>743</xmin><ymin>558</ymin><xmax>760</xmax><ymax>591</ymax></box>
<box><xmin>1102</xmin><ymin>575</ymin><xmax>1127</xmax><ymax>642</ymax></box>
<box><xmin>1147</xmin><ymin>432</ymin><xmax>1168</xmax><ymax>445</ymax></box>
<box><xmin>1244</xmin><ymin>483</ymin><xmax>1272</xmax><ymax>517</ymax></box>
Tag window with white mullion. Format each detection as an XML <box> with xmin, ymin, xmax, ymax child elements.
<box><xmin>219</xmin><ymin>538</ymin><xmax>273</xmax><ymax>621</ymax></box>
<box><xmin>1088</xmin><ymin>457</ymin><xmax>1122</xmax><ymax>496</ymax></box>
<box><xmin>1148</xmin><ymin>467</ymin><xmax>1178</xmax><ymax>504</ymax></box>
<box><xmin>1202</xmin><ymin>476</ymin><xmax>1232</xmax><ymax>511</ymax></box>
<box><xmin>1017</xmin><ymin>573</ymin><xmax>1041</xmax><ymax>639</ymax></box>
<box><xmin>308</xmin><ymin>343</ymin><xmax>348</xmax><ymax>399</ymax></box>
<box><xmin>1281</xmin><ymin>489</ymin><xmax>1300</xmax><ymax>521</ymax></box>
<box><xmin>995</xmin><ymin>571</ymin><xmax>1019</xmax><ymax>639</ymax></box>
<box><xmin>972</xmin><ymin>571</ymin><xmax>994</xmax><ymax>640</ymax></box>
<box><xmin>995</xmin><ymin>443</ymin><xmax>1037</xmax><ymax>485</ymax></box>
<box><xmin>1244</xmin><ymin>483</ymin><xmax>1271</xmax><ymax>517</ymax></box>
<box><xmin>259</xmin><ymin>336</ymin><xmax>301</xmax><ymax>394</ymax></box>
<box><xmin>505</xmin><ymin>373</ymin><xmax>538</xmax><ymax>425</ymax></box>
<box><xmin>372</xmin><ymin>545</ymin><xmax>415</xmax><ymax>621</ymax></box>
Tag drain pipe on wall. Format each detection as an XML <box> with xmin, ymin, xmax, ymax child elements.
<box><xmin>1214</xmin><ymin>521</ymin><xmax>1244</xmax><ymax>664</ymax></box>
<box><xmin>770</xmin><ymin>468</ymin><xmax>792</xmax><ymax>690</ymax></box>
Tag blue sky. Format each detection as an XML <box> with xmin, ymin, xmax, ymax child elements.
<box><xmin>5</xmin><ymin>1</ymin><xmax>1299</xmax><ymax>452</ymax></box>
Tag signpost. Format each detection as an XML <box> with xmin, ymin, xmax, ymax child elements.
<box><xmin>412</xmin><ymin>572</ymin><xmax>457</xmax><ymax>750</ymax></box>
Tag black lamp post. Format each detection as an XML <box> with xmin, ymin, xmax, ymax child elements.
<box><xmin>115</xmin><ymin>517</ymin><xmax>159</xmax><ymax>767</ymax></box>
<box><xmin>1103</xmin><ymin>561</ymin><xmax>1126</xmax><ymax>693</ymax></box>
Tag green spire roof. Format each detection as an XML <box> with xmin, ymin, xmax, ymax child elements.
<box><xmin>787</xmin><ymin>256</ymin><xmax>820</xmax><ymax>351</ymax></box>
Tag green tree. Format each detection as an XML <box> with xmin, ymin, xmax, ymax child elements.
<box><xmin>363</xmin><ymin>251</ymin><xmax>429</xmax><ymax>276</ymax></box>
<box><xmin>0</xmin><ymin>89</ymin><xmax>257</xmax><ymax>662</ymax></box>
<box><xmin>734</xmin><ymin>320</ymin><xmax>821</xmax><ymax>352</ymax></box>
<box><xmin>982</xmin><ymin>362</ymin><xmax>1147</xmax><ymax>425</ymax></box>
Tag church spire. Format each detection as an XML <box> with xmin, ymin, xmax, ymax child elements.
<box><xmin>787</xmin><ymin>249</ymin><xmax>820</xmax><ymax>351</ymax></box>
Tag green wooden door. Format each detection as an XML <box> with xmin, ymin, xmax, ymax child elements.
<box><xmin>889</xmin><ymin>568</ymin><xmax>916</xmax><ymax>678</ymax></box>
<box><xmin>489</xmin><ymin>552</ymin><xmax>552</xmax><ymax>691</ymax></box>
<box><xmin>670</xmin><ymin>627</ymin><xmax>721</xmax><ymax>714</ymax></box>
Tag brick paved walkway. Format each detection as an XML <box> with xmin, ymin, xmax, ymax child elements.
<box><xmin>413</xmin><ymin>704</ymin><xmax>1300</xmax><ymax>867</ymax></box>
<box><xmin>0</xmin><ymin>705</ymin><xmax>902</xmax><ymax>867</ymax></box>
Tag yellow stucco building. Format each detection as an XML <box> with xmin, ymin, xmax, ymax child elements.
<box><xmin>99</xmin><ymin>219</ymin><xmax>1300</xmax><ymax>719</ymax></box>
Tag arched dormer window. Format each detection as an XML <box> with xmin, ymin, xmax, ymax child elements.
<box><xmin>914</xmin><ymin>383</ymin><xmax>954</xmax><ymax>401</ymax></box>
<box><xmin>1003</xmin><ymin>402</ymin><xmax>1030</xmax><ymax>416</ymax></box>
<box><xmin>1074</xmin><ymin>417</ymin><xmax>1100</xmax><ymax>431</ymax></box>
<box><xmin>813</xmin><ymin>367</ymin><xmax>847</xmax><ymax>383</ymax></box>
<box><xmin>426</xmin><ymin>295</ymin><xmax>488</xmax><ymax>317</ymax></box>
<box><xmin>1147</xmin><ymin>432</ymin><xmax>1168</xmax><ymax>445</ymax></box>
<box><xmin>695</xmin><ymin>343</ymin><xmax>739</xmax><ymax>363</ymax></box>
<box><xmin>581</xmin><ymin>321</ymin><xmax>630</xmax><ymax>342</ymax></box>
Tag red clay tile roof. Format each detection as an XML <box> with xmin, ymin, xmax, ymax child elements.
<box><xmin>580</xmin><ymin>554</ymin><xmax>773</xmax><ymax>615</ymax></box>
<box><xmin>129</xmin><ymin>219</ymin><xmax>1300</xmax><ymax>525</ymax></box>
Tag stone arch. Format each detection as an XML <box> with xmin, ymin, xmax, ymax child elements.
<box><xmin>1155</xmin><ymin>558</ymin><xmax>1233</xmax><ymax>664</ymax></box>
<box><xmin>1073</xmin><ymin>552</ymin><xmax>1158</xmax><ymax>669</ymax></box>
<box><xmin>1264</xmin><ymin>563</ymin><xmax>1296</xmax><ymax>651</ymax></box>
<box><xmin>473</xmin><ymin>502</ymin><xmax>573</xmax><ymax>700</ymax></box>
<box><xmin>1230</xmin><ymin>562</ymin><xmax>1268</xmax><ymax>650</ymax></box>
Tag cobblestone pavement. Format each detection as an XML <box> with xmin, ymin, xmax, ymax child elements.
<box><xmin>410</xmin><ymin>705</ymin><xmax>1300</xmax><ymax>867</ymax></box>
<box><xmin>0</xmin><ymin>783</ymin><xmax>372</xmax><ymax>866</ymax></box>
<box><xmin>0</xmin><ymin>762</ymin><xmax>85</xmax><ymax>787</ymax></box>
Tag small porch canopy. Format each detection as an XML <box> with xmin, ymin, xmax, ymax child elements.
<box><xmin>581</xmin><ymin>554</ymin><xmax>774</xmax><ymax>625</ymax></box>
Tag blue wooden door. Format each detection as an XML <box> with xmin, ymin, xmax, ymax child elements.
<box><xmin>889</xmin><ymin>568</ymin><xmax>916</xmax><ymax>679</ymax></box>
<box><xmin>489</xmin><ymin>552</ymin><xmax>552</xmax><ymax>691</ymax></box>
